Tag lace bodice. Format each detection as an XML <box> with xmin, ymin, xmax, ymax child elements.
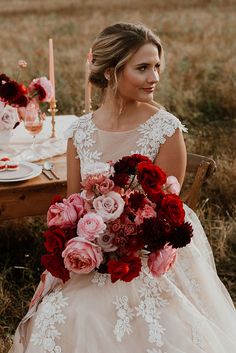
<box><xmin>65</xmin><ymin>109</ymin><xmax>187</xmax><ymax>179</ymax></box>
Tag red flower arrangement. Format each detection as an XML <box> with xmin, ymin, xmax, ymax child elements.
<box><xmin>42</xmin><ymin>154</ymin><xmax>193</xmax><ymax>284</ymax></box>
<box><xmin>0</xmin><ymin>61</ymin><xmax>53</xmax><ymax>129</ymax></box>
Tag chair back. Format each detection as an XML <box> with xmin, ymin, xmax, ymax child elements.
<box><xmin>182</xmin><ymin>153</ymin><xmax>216</xmax><ymax>210</ymax></box>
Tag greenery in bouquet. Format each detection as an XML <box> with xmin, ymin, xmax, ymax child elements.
<box><xmin>0</xmin><ymin>60</ymin><xmax>53</xmax><ymax>131</ymax></box>
<box><xmin>41</xmin><ymin>154</ymin><xmax>193</xmax><ymax>284</ymax></box>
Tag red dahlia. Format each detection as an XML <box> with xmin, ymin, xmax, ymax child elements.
<box><xmin>168</xmin><ymin>222</ymin><xmax>193</xmax><ymax>248</ymax></box>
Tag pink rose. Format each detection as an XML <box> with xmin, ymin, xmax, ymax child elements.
<box><xmin>47</xmin><ymin>200</ymin><xmax>78</xmax><ymax>229</ymax></box>
<box><xmin>77</xmin><ymin>213</ymin><xmax>106</xmax><ymax>241</ymax></box>
<box><xmin>93</xmin><ymin>191</ymin><xmax>125</xmax><ymax>222</ymax></box>
<box><xmin>67</xmin><ymin>193</ymin><xmax>85</xmax><ymax>218</ymax></box>
<box><xmin>96</xmin><ymin>231</ymin><xmax>118</xmax><ymax>252</ymax></box>
<box><xmin>148</xmin><ymin>245</ymin><xmax>177</xmax><ymax>277</ymax></box>
<box><xmin>164</xmin><ymin>176</ymin><xmax>181</xmax><ymax>195</ymax></box>
<box><xmin>135</xmin><ymin>204</ymin><xmax>157</xmax><ymax>225</ymax></box>
<box><xmin>0</xmin><ymin>102</ymin><xmax>19</xmax><ymax>130</ymax></box>
<box><xmin>96</xmin><ymin>177</ymin><xmax>115</xmax><ymax>194</ymax></box>
<box><xmin>81</xmin><ymin>174</ymin><xmax>105</xmax><ymax>195</ymax></box>
<box><xmin>62</xmin><ymin>238</ymin><xmax>103</xmax><ymax>274</ymax></box>
<box><xmin>29</xmin><ymin>76</ymin><xmax>54</xmax><ymax>102</ymax></box>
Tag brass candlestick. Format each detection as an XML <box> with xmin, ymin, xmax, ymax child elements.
<box><xmin>48</xmin><ymin>100</ymin><xmax>58</xmax><ymax>138</ymax></box>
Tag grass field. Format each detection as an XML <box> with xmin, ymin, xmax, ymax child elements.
<box><xmin>0</xmin><ymin>1</ymin><xmax>236</xmax><ymax>352</ymax></box>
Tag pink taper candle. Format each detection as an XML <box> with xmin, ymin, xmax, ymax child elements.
<box><xmin>49</xmin><ymin>38</ymin><xmax>55</xmax><ymax>102</ymax></box>
<box><xmin>85</xmin><ymin>48</ymin><xmax>92</xmax><ymax>113</ymax></box>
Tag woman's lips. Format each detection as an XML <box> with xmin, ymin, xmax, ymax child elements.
<box><xmin>142</xmin><ymin>87</ymin><xmax>155</xmax><ymax>93</ymax></box>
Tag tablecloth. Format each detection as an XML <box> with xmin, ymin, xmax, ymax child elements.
<box><xmin>0</xmin><ymin>115</ymin><xmax>78</xmax><ymax>162</ymax></box>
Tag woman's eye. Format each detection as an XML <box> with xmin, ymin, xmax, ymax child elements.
<box><xmin>137</xmin><ymin>66</ymin><xmax>146</xmax><ymax>71</ymax></box>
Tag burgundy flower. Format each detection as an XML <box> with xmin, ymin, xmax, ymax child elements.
<box><xmin>0</xmin><ymin>80</ymin><xmax>20</xmax><ymax>102</ymax></box>
<box><xmin>33</xmin><ymin>83</ymin><xmax>47</xmax><ymax>101</ymax></box>
<box><xmin>41</xmin><ymin>253</ymin><xmax>70</xmax><ymax>283</ymax></box>
<box><xmin>113</xmin><ymin>154</ymin><xmax>152</xmax><ymax>176</ymax></box>
<box><xmin>11</xmin><ymin>95</ymin><xmax>28</xmax><ymax>107</ymax></box>
<box><xmin>107</xmin><ymin>255</ymin><xmax>141</xmax><ymax>283</ymax></box>
<box><xmin>112</xmin><ymin>172</ymin><xmax>130</xmax><ymax>187</ymax></box>
<box><xmin>129</xmin><ymin>191</ymin><xmax>146</xmax><ymax>211</ymax></box>
<box><xmin>43</xmin><ymin>228</ymin><xmax>67</xmax><ymax>253</ymax></box>
<box><xmin>0</xmin><ymin>74</ymin><xmax>10</xmax><ymax>85</ymax></box>
<box><xmin>168</xmin><ymin>222</ymin><xmax>193</xmax><ymax>248</ymax></box>
<box><xmin>141</xmin><ymin>217</ymin><xmax>167</xmax><ymax>252</ymax></box>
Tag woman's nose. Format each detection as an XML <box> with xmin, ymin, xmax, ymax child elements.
<box><xmin>147</xmin><ymin>69</ymin><xmax>159</xmax><ymax>84</ymax></box>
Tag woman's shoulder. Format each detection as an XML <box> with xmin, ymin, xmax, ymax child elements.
<box><xmin>64</xmin><ymin>112</ymin><xmax>93</xmax><ymax>139</ymax></box>
<box><xmin>141</xmin><ymin>104</ymin><xmax>188</xmax><ymax>135</ymax></box>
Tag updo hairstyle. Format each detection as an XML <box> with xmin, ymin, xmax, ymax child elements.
<box><xmin>89</xmin><ymin>22</ymin><xmax>165</xmax><ymax>92</ymax></box>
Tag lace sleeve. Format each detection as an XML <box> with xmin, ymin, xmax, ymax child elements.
<box><xmin>64</xmin><ymin>119</ymin><xmax>80</xmax><ymax>140</ymax></box>
<box><xmin>135</xmin><ymin>110</ymin><xmax>188</xmax><ymax>161</ymax></box>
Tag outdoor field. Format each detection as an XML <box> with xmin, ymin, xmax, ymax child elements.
<box><xmin>0</xmin><ymin>1</ymin><xmax>235</xmax><ymax>352</ymax></box>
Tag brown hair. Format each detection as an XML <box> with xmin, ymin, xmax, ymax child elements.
<box><xmin>89</xmin><ymin>22</ymin><xmax>165</xmax><ymax>92</ymax></box>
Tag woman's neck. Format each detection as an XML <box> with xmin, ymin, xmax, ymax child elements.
<box><xmin>98</xmin><ymin>89</ymin><xmax>140</xmax><ymax>129</ymax></box>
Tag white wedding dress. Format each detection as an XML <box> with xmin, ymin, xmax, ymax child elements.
<box><xmin>10</xmin><ymin>110</ymin><xmax>236</xmax><ymax>353</ymax></box>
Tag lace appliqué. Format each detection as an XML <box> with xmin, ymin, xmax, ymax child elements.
<box><xmin>91</xmin><ymin>272</ymin><xmax>108</xmax><ymax>287</ymax></box>
<box><xmin>30</xmin><ymin>287</ymin><xmax>68</xmax><ymax>353</ymax></box>
<box><xmin>131</xmin><ymin>110</ymin><xmax>187</xmax><ymax>161</ymax></box>
<box><xmin>192</xmin><ymin>322</ymin><xmax>206</xmax><ymax>351</ymax></box>
<box><xmin>113</xmin><ymin>296</ymin><xmax>135</xmax><ymax>342</ymax></box>
<box><xmin>67</xmin><ymin>114</ymin><xmax>102</xmax><ymax>171</ymax></box>
<box><xmin>135</xmin><ymin>267</ymin><xmax>169</xmax><ymax>348</ymax></box>
<box><xmin>112</xmin><ymin>266</ymin><xmax>176</xmax><ymax>349</ymax></box>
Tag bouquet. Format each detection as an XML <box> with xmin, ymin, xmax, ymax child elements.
<box><xmin>0</xmin><ymin>60</ymin><xmax>53</xmax><ymax>131</ymax></box>
<box><xmin>42</xmin><ymin>154</ymin><xmax>193</xmax><ymax>284</ymax></box>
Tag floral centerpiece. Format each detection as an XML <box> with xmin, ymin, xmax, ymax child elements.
<box><xmin>0</xmin><ymin>60</ymin><xmax>53</xmax><ymax>140</ymax></box>
<box><xmin>42</xmin><ymin>154</ymin><xmax>193</xmax><ymax>284</ymax></box>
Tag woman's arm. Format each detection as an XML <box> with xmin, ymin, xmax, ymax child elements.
<box><xmin>66</xmin><ymin>138</ymin><xmax>81</xmax><ymax>196</ymax></box>
<box><xmin>154</xmin><ymin>128</ymin><xmax>187</xmax><ymax>187</ymax></box>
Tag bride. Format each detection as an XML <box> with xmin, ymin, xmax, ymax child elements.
<box><xmin>10</xmin><ymin>22</ymin><xmax>236</xmax><ymax>353</ymax></box>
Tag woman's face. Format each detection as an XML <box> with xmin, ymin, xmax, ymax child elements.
<box><xmin>116</xmin><ymin>43</ymin><xmax>160</xmax><ymax>103</ymax></box>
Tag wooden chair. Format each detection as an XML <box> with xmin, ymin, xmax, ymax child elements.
<box><xmin>182</xmin><ymin>153</ymin><xmax>217</xmax><ymax>210</ymax></box>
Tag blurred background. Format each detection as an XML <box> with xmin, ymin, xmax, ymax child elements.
<box><xmin>0</xmin><ymin>1</ymin><xmax>235</xmax><ymax>351</ymax></box>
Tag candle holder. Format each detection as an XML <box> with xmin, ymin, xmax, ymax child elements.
<box><xmin>48</xmin><ymin>100</ymin><xmax>58</xmax><ymax>138</ymax></box>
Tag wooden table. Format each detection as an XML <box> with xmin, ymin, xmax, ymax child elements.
<box><xmin>0</xmin><ymin>155</ymin><xmax>67</xmax><ymax>221</ymax></box>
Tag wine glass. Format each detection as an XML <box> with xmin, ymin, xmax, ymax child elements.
<box><xmin>24</xmin><ymin>109</ymin><xmax>45</xmax><ymax>150</ymax></box>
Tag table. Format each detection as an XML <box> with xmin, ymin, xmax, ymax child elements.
<box><xmin>0</xmin><ymin>155</ymin><xmax>67</xmax><ymax>221</ymax></box>
<box><xmin>0</xmin><ymin>115</ymin><xmax>79</xmax><ymax>221</ymax></box>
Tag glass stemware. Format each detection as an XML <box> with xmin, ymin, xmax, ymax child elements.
<box><xmin>24</xmin><ymin>109</ymin><xmax>45</xmax><ymax>150</ymax></box>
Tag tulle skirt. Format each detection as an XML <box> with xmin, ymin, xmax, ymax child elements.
<box><xmin>9</xmin><ymin>205</ymin><xmax>236</xmax><ymax>353</ymax></box>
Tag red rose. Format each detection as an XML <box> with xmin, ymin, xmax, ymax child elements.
<box><xmin>41</xmin><ymin>253</ymin><xmax>70</xmax><ymax>283</ymax></box>
<box><xmin>137</xmin><ymin>162</ymin><xmax>167</xmax><ymax>196</ymax></box>
<box><xmin>159</xmin><ymin>194</ymin><xmax>185</xmax><ymax>227</ymax></box>
<box><xmin>43</xmin><ymin>228</ymin><xmax>67</xmax><ymax>253</ymax></box>
<box><xmin>107</xmin><ymin>255</ymin><xmax>141</xmax><ymax>283</ymax></box>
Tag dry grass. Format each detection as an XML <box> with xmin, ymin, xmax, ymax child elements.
<box><xmin>0</xmin><ymin>1</ymin><xmax>235</xmax><ymax>351</ymax></box>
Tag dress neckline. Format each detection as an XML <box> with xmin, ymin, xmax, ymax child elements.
<box><xmin>89</xmin><ymin>109</ymin><xmax>163</xmax><ymax>133</ymax></box>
